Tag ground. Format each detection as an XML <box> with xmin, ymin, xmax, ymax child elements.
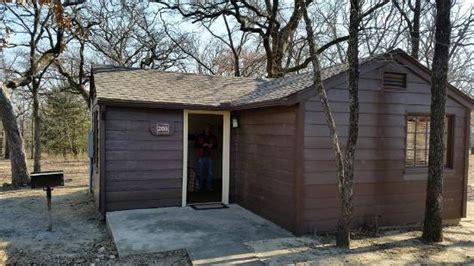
<box><xmin>0</xmin><ymin>158</ymin><xmax>190</xmax><ymax>265</ymax></box>
<box><xmin>0</xmin><ymin>157</ymin><xmax>472</xmax><ymax>264</ymax></box>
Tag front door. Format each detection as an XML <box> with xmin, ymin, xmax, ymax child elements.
<box><xmin>182</xmin><ymin>110</ymin><xmax>230</xmax><ymax>206</ymax></box>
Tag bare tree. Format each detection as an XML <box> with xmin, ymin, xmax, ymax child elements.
<box><xmin>20</xmin><ymin>2</ymin><xmax>54</xmax><ymax>172</ymax></box>
<box><xmin>336</xmin><ymin>0</ymin><xmax>361</xmax><ymax>249</ymax></box>
<box><xmin>300</xmin><ymin>0</ymin><xmax>345</xmax><ymax>245</ymax></box>
<box><xmin>300</xmin><ymin>0</ymin><xmax>370</xmax><ymax>248</ymax></box>
<box><xmin>0</xmin><ymin>0</ymin><xmax>78</xmax><ymax>186</ymax></box>
<box><xmin>200</xmin><ymin>16</ymin><xmax>253</xmax><ymax>77</ymax></box>
<box><xmin>446</xmin><ymin>4</ymin><xmax>473</xmax><ymax>96</ymax></box>
<box><xmin>154</xmin><ymin>0</ymin><xmax>388</xmax><ymax>78</ymax></box>
<box><xmin>85</xmin><ymin>0</ymin><xmax>186</xmax><ymax>70</ymax></box>
<box><xmin>422</xmin><ymin>0</ymin><xmax>451</xmax><ymax>243</ymax></box>
<box><xmin>155</xmin><ymin>0</ymin><xmax>313</xmax><ymax>77</ymax></box>
<box><xmin>392</xmin><ymin>0</ymin><xmax>424</xmax><ymax>59</ymax></box>
<box><xmin>162</xmin><ymin>22</ymin><xmax>266</xmax><ymax>77</ymax></box>
<box><xmin>54</xmin><ymin>4</ymin><xmax>97</xmax><ymax>105</ymax></box>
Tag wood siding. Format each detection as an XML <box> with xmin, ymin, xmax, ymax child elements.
<box><xmin>91</xmin><ymin>107</ymin><xmax>101</xmax><ymax>211</ymax></box>
<box><xmin>302</xmin><ymin>62</ymin><xmax>469</xmax><ymax>233</ymax></box>
<box><xmin>231</xmin><ymin>106</ymin><xmax>298</xmax><ymax>232</ymax></box>
<box><xmin>104</xmin><ymin>107</ymin><xmax>183</xmax><ymax>211</ymax></box>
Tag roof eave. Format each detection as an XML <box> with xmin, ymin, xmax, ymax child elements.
<box><xmin>390</xmin><ymin>50</ymin><xmax>474</xmax><ymax>109</ymax></box>
<box><xmin>96</xmin><ymin>98</ymin><xmax>234</xmax><ymax>111</ymax></box>
<box><xmin>278</xmin><ymin>50</ymin><xmax>474</xmax><ymax>110</ymax></box>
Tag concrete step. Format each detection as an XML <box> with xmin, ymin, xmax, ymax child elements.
<box><xmin>188</xmin><ymin>243</ymin><xmax>263</xmax><ymax>265</ymax></box>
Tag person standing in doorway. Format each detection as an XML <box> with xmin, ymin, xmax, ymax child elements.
<box><xmin>196</xmin><ymin>125</ymin><xmax>218</xmax><ymax>192</ymax></box>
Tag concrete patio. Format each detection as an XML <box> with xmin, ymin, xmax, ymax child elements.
<box><xmin>106</xmin><ymin>204</ymin><xmax>293</xmax><ymax>264</ymax></box>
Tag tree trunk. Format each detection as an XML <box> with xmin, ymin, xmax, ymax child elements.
<box><xmin>337</xmin><ymin>0</ymin><xmax>360</xmax><ymax>249</ymax></box>
<box><xmin>2</xmin><ymin>133</ymin><xmax>10</xmax><ymax>160</ymax></box>
<box><xmin>0</xmin><ymin>84</ymin><xmax>29</xmax><ymax>186</ymax></box>
<box><xmin>32</xmin><ymin>79</ymin><xmax>41</xmax><ymax>172</ymax></box>
<box><xmin>410</xmin><ymin>0</ymin><xmax>421</xmax><ymax>59</ymax></box>
<box><xmin>4</xmin><ymin>136</ymin><xmax>9</xmax><ymax>159</ymax></box>
<box><xmin>422</xmin><ymin>0</ymin><xmax>451</xmax><ymax>243</ymax></box>
<box><xmin>300</xmin><ymin>1</ymin><xmax>347</xmax><ymax>244</ymax></box>
<box><xmin>30</xmin><ymin>117</ymin><xmax>34</xmax><ymax>159</ymax></box>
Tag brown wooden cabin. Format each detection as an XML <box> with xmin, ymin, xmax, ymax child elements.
<box><xmin>90</xmin><ymin>49</ymin><xmax>473</xmax><ymax>235</ymax></box>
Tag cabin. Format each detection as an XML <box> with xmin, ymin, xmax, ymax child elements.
<box><xmin>89</xmin><ymin>49</ymin><xmax>473</xmax><ymax>235</ymax></box>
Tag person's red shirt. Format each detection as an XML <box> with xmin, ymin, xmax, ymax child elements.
<box><xmin>195</xmin><ymin>133</ymin><xmax>218</xmax><ymax>158</ymax></box>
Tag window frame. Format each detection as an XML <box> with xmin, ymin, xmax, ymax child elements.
<box><xmin>404</xmin><ymin>113</ymin><xmax>454</xmax><ymax>170</ymax></box>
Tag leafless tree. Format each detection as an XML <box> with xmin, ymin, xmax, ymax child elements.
<box><xmin>154</xmin><ymin>0</ymin><xmax>389</xmax><ymax>78</ymax></box>
<box><xmin>422</xmin><ymin>0</ymin><xmax>451</xmax><ymax>243</ymax></box>
<box><xmin>199</xmin><ymin>16</ymin><xmax>264</xmax><ymax>77</ymax></box>
<box><xmin>335</xmin><ymin>0</ymin><xmax>361</xmax><ymax>249</ymax></box>
<box><xmin>300</xmin><ymin>0</ymin><xmax>362</xmax><ymax>249</ymax></box>
<box><xmin>0</xmin><ymin>0</ymin><xmax>79</xmax><ymax>186</ymax></box>
<box><xmin>162</xmin><ymin>17</ymin><xmax>266</xmax><ymax>77</ymax></box>
<box><xmin>84</xmin><ymin>0</ymin><xmax>187</xmax><ymax>70</ymax></box>
<box><xmin>4</xmin><ymin>2</ymin><xmax>55</xmax><ymax>172</ymax></box>
<box><xmin>392</xmin><ymin>0</ymin><xmax>424</xmax><ymax>59</ymax></box>
<box><xmin>54</xmin><ymin>4</ymin><xmax>97</xmax><ymax>104</ymax></box>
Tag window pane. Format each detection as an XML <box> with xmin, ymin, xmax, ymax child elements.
<box><xmin>416</xmin><ymin>131</ymin><xmax>427</xmax><ymax>150</ymax></box>
<box><xmin>407</xmin><ymin>116</ymin><xmax>416</xmax><ymax>133</ymax></box>
<box><xmin>406</xmin><ymin>149</ymin><xmax>414</xmax><ymax>166</ymax></box>
<box><xmin>415</xmin><ymin>149</ymin><xmax>428</xmax><ymax>166</ymax></box>
<box><xmin>406</xmin><ymin>133</ymin><xmax>415</xmax><ymax>149</ymax></box>
<box><xmin>417</xmin><ymin>117</ymin><xmax>428</xmax><ymax>133</ymax></box>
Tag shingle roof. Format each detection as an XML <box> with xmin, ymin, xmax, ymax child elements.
<box><xmin>92</xmin><ymin>62</ymin><xmax>349</xmax><ymax>108</ymax></box>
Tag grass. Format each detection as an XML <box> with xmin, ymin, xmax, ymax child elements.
<box><xmin>0</xmin><ymin>154</ymin><xmax>88</xmax><ymax>188</ymax></box>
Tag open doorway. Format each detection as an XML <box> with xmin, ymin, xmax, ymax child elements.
<box><xmin>186</xmin><ymin>113</ymin><xmax>224</xmax><ymax>204</ymax></box>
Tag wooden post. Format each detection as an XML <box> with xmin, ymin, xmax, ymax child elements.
<box><xmin>45</xmin><ymin>187</ymin><xmax>52</xmax><ymax>231</ymax></box>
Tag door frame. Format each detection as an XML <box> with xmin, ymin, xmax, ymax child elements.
<box><xmin>182</xmin><ymin>109</ymin><xmax>230</xmax><ymax>206</ymax></box>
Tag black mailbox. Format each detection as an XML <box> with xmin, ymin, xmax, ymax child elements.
<box><xmin>30</xmin><ymin>171</ymin><xmax>64</xmax><ymax>189</ymax></box>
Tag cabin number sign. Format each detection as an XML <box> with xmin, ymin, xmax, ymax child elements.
<box><xmin>150</xmin><ymin>122</ymin><xmax>174</xmax><ymax>136</ymax></box>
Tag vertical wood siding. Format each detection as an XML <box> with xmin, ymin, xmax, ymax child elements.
<box><xmin>104</xmin><ymin>107</ymin><xmax>183</xmax><ymax>211</ymax></box>
<box><xmin>302</xmin><ymin>62</ymin><xmax>469</xmax><ymax>233</ymax></box>
<box><xmin>231</xmin><ymin>106</ymin><xmax>298</xmax><ymax>232</ymax></box>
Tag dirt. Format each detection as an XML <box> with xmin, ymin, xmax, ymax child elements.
<box><xmin>245</xmin><ymin>156</ymin><xmax>474</xmax><ymax>265</ymax></box>
<box><xmin>0</xmin><ymin>156</ymin><xmax>473</xmax><ymax>264</ymax></box>
<box><xmin>0</xmin><ymin>159</ymin><xmax>190</xmax><ymax>265</ymax></box>
<box><xmin>248</xmin><ymin>211</ymin><xmax>473</xmax><ymax>264</ymax></box>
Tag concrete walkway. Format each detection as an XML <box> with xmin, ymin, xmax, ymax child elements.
<box><xmin>106</xmin><ymin>204</ymin><xmax>293</xmax><ymax>264</ymax></box>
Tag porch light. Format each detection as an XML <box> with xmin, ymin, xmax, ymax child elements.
<box><xmin>232</xmin><ymin>116</ymin><xmax>240</xmax><ymax>128</ymax></box>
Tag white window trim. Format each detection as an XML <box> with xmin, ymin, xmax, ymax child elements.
<box><xmin>182</xmin><ymin>109</ymin><xmax>230</xmax><ymax>206</ymax></box>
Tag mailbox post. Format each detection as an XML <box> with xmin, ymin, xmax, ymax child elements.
<box><xmin>30</xmin><ymin>171</ymin><xmax>64</xmax><ymax>231</ymax></box>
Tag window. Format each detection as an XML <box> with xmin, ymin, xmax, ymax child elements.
<box><xmin>405</xmin><ymin>115</ymin><xmax>453</xmax><ymax>168</ymax></box>
<box><xmin>383</xmin><ymin>72</ymin><xmax>407</xmax><ymax>89</ymax></box>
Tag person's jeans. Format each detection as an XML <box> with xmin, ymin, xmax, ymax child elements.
<box><xmin>198</xmin><ymin>157</ymin><xmax>213</xmax><ymax>190</ymax></box>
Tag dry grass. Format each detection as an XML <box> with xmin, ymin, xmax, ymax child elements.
<box><xmin>0</xmin><ymin>156</ymin><xmax>89</xmax><ymax>188</ymax></box>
